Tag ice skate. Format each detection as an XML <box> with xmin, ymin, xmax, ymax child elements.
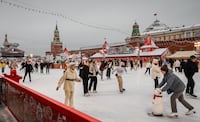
<box><xmin>93</xmin><ymin>90</ymin><xmax>97</xmax><ymax>93</ymax></box>
<box><xmin>84</xmin><ymin>93</ymin><xmax>90</xmax><ymax>97</ymax></box>
<box><xmin>167</xmin><ymin>112</ymin><xmax>178</xmax><ymax>118</ymax></box>
<box><xmin>185</xmin><ymin>109</ymin><xmax>196</xmax><ymax>115</ymax></box>
<box><xmin>190</xmin><ymin>94</ymin><xmax>197</xmax><ymax>98</ymax></box>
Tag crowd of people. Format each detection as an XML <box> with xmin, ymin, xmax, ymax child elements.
<box><xmin>0</xmin><ymin>55</ymin><xmax>199</xmax><ymax>117</ymax></box>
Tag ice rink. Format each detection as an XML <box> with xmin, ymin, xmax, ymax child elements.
<box><xmin>9</xmin><ymin>66</ymin><xmax>200</xmax><ymax>122</ymax></box>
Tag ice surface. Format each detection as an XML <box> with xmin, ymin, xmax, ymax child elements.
<box><xmin>4</xmin><ymin>66</ymin><xmax>200</xmax><ymax>122</ymax></box>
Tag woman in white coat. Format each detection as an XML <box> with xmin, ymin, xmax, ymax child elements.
<box><xmin>56</xmin><ymin>62</ymin><xmax>80</xmax><ymax>107</ymax></box>
<box><xmin>151</xmin><ymin>59</ymin><xmax>161</xmax><ymax>89</ymax></box>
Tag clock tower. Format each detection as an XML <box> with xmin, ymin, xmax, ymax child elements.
<box><xmin>51</xmin><ymin>23</ymin><xmax>63</xmax><ymax>57</ymax></box>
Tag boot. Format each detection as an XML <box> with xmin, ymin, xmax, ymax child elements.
<box><xmin>168</xmin><ymin>112</ymin><xmax>178</xmax><ymax>118</ymax></box>
<box><xmin>185</xmin><ymin>109</ymin><xmax>196</xmax><ymax>115</ymax></box>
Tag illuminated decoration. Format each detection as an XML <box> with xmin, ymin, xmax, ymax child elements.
<box><xmin>0</xmin><ymin>0</ymin><xmax>129</xmax><ymax>35</ymax></box>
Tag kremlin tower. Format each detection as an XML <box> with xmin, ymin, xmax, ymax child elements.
<box><xmin>46</xmin><ymin>23</ymin><xmax>63</xmax><ymax>57</ymax></box>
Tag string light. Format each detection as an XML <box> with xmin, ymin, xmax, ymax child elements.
<box><xmin>0</xmin><ymin>0</ymin><xmax>130</xmax><ymax>35</ymax></box>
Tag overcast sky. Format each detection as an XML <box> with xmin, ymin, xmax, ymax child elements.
<box><xmin>0</xmin><ymin>0</ymin><xmax>200</xmax><ymax>56</ymax></box>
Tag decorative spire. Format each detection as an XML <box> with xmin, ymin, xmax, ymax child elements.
<box><xmin>132</xmin><ymin>21</ymin><xmax>140</xmax><ymax>37</ymax></box>
<box><xmin>154</xmin><ymin>13</ymin><xmax>158</xmax><ymax>20</ymax></box>
<box><xmin>55</xmin><ymin>21</ymin><xmax>58</xmax><ymax>31</ymax></box>
<box><xmin>53</xmin><ymin>23</ymin><xmax>60</xmax><ymax>42</ymax></box>
<box><xmin>3</xmin><ymin>34</ymin><xmax>9</xmax><ymax>48</ymax></box>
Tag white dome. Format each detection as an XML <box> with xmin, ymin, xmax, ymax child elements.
<box><xmin>144</xmin><ymin>19</ymin><xmax>169</xmax><ymax>32</ymax></box>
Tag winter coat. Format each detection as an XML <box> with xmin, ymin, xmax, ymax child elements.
<box><xmin>184</xmin><ymin>59</ymin><xmax>198</xmax><ymax>77</ymax></box>
<box><xmin>21</xmin><ymin>63</ymin><xmax>33</xmax><ymax>72</ymax></box>
<box><xmin>10</xmin><ymin>62</ymin><xmax>18</xmax><ymax>70</ymax></box>
<box><xmin>112</xmin><ymin>66</ymin><xmax>125</xmax><ymax>76</ymax></box>
<box><xmin>0</xmin><ymin>62</ymin><xmax>6</xmax><ymax>68</ymax></box>
<box><xmin>150</xmin><ymin>64</ymin><xmax>161</xmax><ymax>79</ymax></box>
<box><xmin>57</xmin><ymin>69</ymin><xmax>80</xmax><ymax>92</ymax></box>
<box><xmin>145</xmin><ymin>62</ymin><xmax>152</xmax><ymax>68</ymax></box>
<box><xmin>174</xmin><ymin>60</ymin><xmax>181</xmax><ymax>67</ymax></box>
<box><xmin>89</xmin><ymin>63</ymin><xmax>99</xmax><ymax>77</ymax></box>
<box><xmin>79</xmin><ymin>64</ymin><xmax>89</xmax><ymax>80</ymax></box>
<box><xmin>158</xmin><ymin>70</ymin><xmax>185</xmax><ymax>93</ymax></box>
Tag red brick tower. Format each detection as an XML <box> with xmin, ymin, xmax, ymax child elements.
<box><xmin>51</xmin><ymin>23</ymin><xmax>63</xmax><ymax>57</ymax></box>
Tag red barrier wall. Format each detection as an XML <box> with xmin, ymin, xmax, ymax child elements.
<box><xmin>0</xmin><ymin>75</ymin><xmax>101</xmax><ymax>122</ymax></box>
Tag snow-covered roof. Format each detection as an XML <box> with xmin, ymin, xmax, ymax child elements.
<box><xmin>166</xmin><ymin>50</ymin><xmax>196</xmax><ymax>59</ymax></box>
<box><xmin>142</xmin><ymin>23</ymin><xmax>200</xmax><ymax>35</ymax></box>
<box><xmin>144</xmin><ymin>19</ymin><xmax>169</xmax><ymax>33</ymax></box>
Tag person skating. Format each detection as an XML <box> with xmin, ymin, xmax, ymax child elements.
<box><xmin>0</xmin><ymin>60</ymin><xmax>6</xmax><ymax>74</ymax></box>
<box><xmin>151</xmin><ymin>59</ymin><xmax>161</xmax><ymax>89</ymax></box>
<box><xmin>145</xmin><ymin>61</ymin><xmax>151</xmax><ymax>75</ymax></box>
<box><xmin>106</xmin><ymin>60</ymin><xmax>113</xmax><ymax>79</ymax></box>
<box><xmin>79</xmin><ymin>60</ymin><xmax>90</xmax><ymax>96</ymax></box>
<box><xmin>158</xmin><ymin>65</ymin><xmax>196</xmax><ymax>118</ymax></box>
<box><xmin>183</xmin><ymin>55</ymin><xmax>198</xmax><ymax>98</ymax></box>
<box><xmin>56</xmin><ymin>62</ymin><xmax>81</xmax><ymax>107</ymax></box>
<box><xmin>112</xmin><ymin>64</ymin><xmax>126</xmax><ymax>93</ymax></box>
<box><xmin>88</xmin><ymin>61</ymin><xmax>100</xmax><ymax>93</ymax></box>
<box><xmin>20</xmin><ymin>59</ymin><xmax>33</xmax><ymax>82</ymax></box>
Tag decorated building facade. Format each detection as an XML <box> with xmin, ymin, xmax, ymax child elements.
<box><xmin>0</xmin><ymin>34</ymin><xmax>24</xmax><ymax>57</ymax></box>
<box><xmin>69</xmin><ymin>18</ymin><xmax>200</xmax><ymax>60</ymax></box>
<box><xmin>126</xmin><ymin>19</ymin><xmax>200</xmax><ymax>53</ymax></box>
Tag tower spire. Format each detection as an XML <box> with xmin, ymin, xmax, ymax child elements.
<box><xmin>132</xmin><ymin>21</ymin><xmax>140</xmax><ymax>37</ymax></box>
<box><xmin>53</xmin><ymin>22</ymin><xmax>60</xmax><ymax>42</ymax></box>
<box><xmin>3</xmin><ymin>34</ymin><xmax>9</xmax><ymax>48</ymax></box>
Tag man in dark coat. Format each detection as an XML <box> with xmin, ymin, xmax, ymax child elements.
<box><xmin>183</xmin><ymin>55</ymin><xmax>198</xmax><ymax>97</ymax></box>
<box><xmin>21</xmin><ymin>59</ymin><xmax>33</xmax><ymax>82</ymax></box>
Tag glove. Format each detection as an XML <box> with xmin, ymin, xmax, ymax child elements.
<box><xmin>167</xmin><ymin>89</ymin><xmax>173</xmax><ymax>94</ymax></box>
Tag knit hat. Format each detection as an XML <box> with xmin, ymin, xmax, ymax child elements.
<box><xmin>160</xmin><ymin>65</ymin><xmax>168</xmax><ymax>72</ymax></box>
<box><xmin>68</xmin><ymin>62</ymin><xmax>76</xmax><ymax>67</ymax></box>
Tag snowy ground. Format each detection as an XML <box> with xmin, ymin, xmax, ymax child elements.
<box><xmin>4</xmin><ymin>66</ymin><xmax>200</xmax><ymax>122</ymax></box>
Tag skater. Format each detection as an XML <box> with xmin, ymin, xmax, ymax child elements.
<box><xmin>34</xmin><ymin>61</ymin><xmax>39</xmax><ymax>72</ymax></box>
<box><xmin>183</xmin><ymin>55</ymin><xmax>198</xmax><ymax>98</ymax></box>
<box><xmin>174</xmin><ymin>59</ymin><xmax>180</xmax><ymax>72</ymax></box>
<box><xmin>88</xmin><ymin>61</ymin><xmax>99</xmax><ymax>93</ymax></box>
<box><xmin>145</xmin><ymin>61</ymin><xmax>151</xmax><ymax>75</ymax></box>
<box><xmin>158</xmin><ymin>65</ymin><xmax>196</xmax><ymax>117</ymax></box>
<box><xmin>0</xmin><ymin>60</ymin><xmax>6</xmax><ymax>74</ymax></box>
<box><xmin>150</xmin><ymin>59</ymin><xmax>161</xmax><ymax>89</ymax></box>
<box><xmin>99</xmin><ymin>60</ymin><xmax>107</xmax><ymax>80</ymax></box>
<box><xmin>79</xmin><ymin>60</ymin><xmax>90</xmax><ymax>96</ymax></box>
<box><xmin>9</xmin><ymin>59</ymin><xmax>18</xmax><ymax>70</ymax></box>
<box><xmin>56</xmin><ymin>62</ymin><xmax>80</xmax><ymax>107</ymax></box>
<box><xmin>129</xmin><ymin>59</ymin><xmax>134</xmax><ymax>70</ymax></box>
<box><xmin>112</xmin><ymin>64</ymin><xmax>125</xmax><ymax>93</ymax></box>
<box><xmin>106</xmin><ymin>60</ymin><xmax>113</xmax><ymax>79</ymax></box>
<box><xmin>21</xmin><ymin>59</ymin><xmax>33</xmax><ymax>82</ymax></box>
<box><xmin>40</xmin><ymin>61</ymin><xmax>45</xmax><ymax>74</ymax></box>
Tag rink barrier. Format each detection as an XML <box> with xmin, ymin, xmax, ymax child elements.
<box><xmin>0</xmin><ymin>75</ymin><xmax>101</xmax><ymax>122</ymax></box>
